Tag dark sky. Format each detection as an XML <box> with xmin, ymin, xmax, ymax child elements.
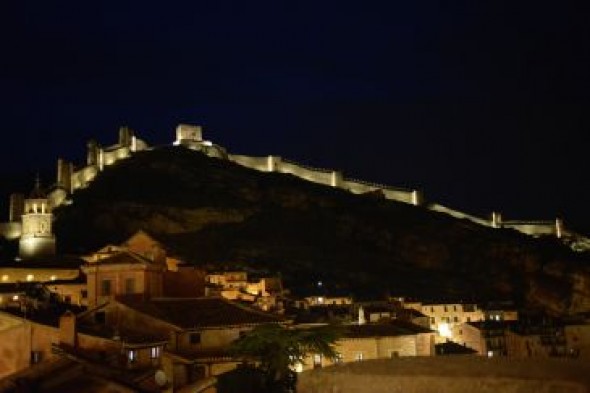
<box><xmin>1</xmin><ymin>2</ymin><xmax>589</xmax><ymax>231</ymax></box>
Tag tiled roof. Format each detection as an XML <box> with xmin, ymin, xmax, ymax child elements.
<box><xmin>120</xmin><ymin>297</ymin><xmax>284</xmax><ymax>329</ymax></box>
<box><xmin>90</xmin><ymin>251</ymin><xmax>155</xmax><ymax>266</ymax></box>
<box><xmin>344</xmin><ymin>320</ymin><xmax>433</xmax><ymax>338</ymax></box>
<box><xmin>77</xmin><ymin>323</ymin><xmax>168</xmax><ymax>345</ymax></box>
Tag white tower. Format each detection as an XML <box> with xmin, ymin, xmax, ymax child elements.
<box><xmin>19</xmin><ymin>177</ymin><xmax>56</xmax><ymax>259</ymax></box>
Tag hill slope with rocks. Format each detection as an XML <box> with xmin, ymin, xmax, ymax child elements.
<box><xmin>52</xmin><ymin>147</ymin><xmax>590</xmax><ymax>314</ymax></box>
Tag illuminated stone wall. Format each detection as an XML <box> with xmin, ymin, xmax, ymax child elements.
<box><xmin>2</xmin><ymin>124</ymin><xmax>581</xmax><ymax>250</ymax></box>
<box><xmin>298</xmin><ymin>357</ymin><xmax>590</xmax><ymax>393</ymax></box>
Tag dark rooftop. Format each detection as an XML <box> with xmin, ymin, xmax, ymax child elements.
<box><xmin>88</xmin><ymin>251</ymin><xmax>158</xmax><ymax>266</ymax></box>
<box><xmin>343</xmin><ymin>320</ymin><xmax>433</xmax><ymax>338</ymax></box>
<box><xmin>119</xmin><ymin>297</ymin><xmax>284</xmax><ymax>329</ymax></box>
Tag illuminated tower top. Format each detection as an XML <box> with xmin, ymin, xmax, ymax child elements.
<box><xmin>19</xmin><ymin>176</ymin><xmax>56</xmax><ymax>259</ymax></box>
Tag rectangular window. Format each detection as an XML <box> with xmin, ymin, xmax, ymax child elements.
<box><xmin>190</xmin><ymin>332</ymin><xmax>201</xmax><ymax>344</ymax></box>
<box><xmin>390</xmin><ymin>351</ymin><xmax>399</xmax><ymax>358</ymax></box>
<box><xmin>313</xmin><ymin>354</ymin><xmax>322</xmax><ymax>368</ymax></box>
<box><xmin>467</xmin><ymin>317</ymin><xmax>471</xmax><ymax>322</ymax></box>
<box><xmin>81</xmin><ymin>290</ymin><xmax>88</xmax><ymax>299</ymax></box>
<box><xmin>128</xmin><ymin>349</ymin><xmax>137</xmax><ymax>363</ymax></box>
<box><xmin>125</xmin><ymin>278</ymin><xmax>136</xmax><ymax>294</ymax></box>
<box><xmin>430</xmin><ymin>317</ymin><xmax>435</xmax><ymax>324</ymax></box>
<box><xmin>95</xmin><ymin>311</ymin><xmax>106</xmax><ymax>324</ymax></box>
<box><xmin>150</xmin><ymin>346</ymin><xmax>161</xmax><ymax>359</ymax></box>
<box><xmin>101</xmin><ymin>279</ymin><xmax>112</xmax><ymax>296</ymax></box>
<box><xmin>335</xmin><ymin>353</ymin><xmax>343</xmax><ymax>364</ymax></box>
<box><xmin>444</xmin><ymin>306</ymin><xmax>448</xmax><ymax>312</ymax></box>
<box><xmin>30</xmin><ymin>351</ymin><xmax>42</xmax><ymax>364</ymax></box>
<box><xmin>355</xmin><ymin>352</ymin><xmax>364</xmax><ymax>362</ymax></box>
<box><xmin>453</xmin><ymin>316</ymin><xmax>459</xmax><ymax>323</ymax></box>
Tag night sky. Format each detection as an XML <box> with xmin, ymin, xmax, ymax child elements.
<box><xmin>1</xmin><ymin>2</ymin><xmax>589</xmax><ymax>232</ymax></box>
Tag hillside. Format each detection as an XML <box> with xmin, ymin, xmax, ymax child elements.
<box><xmin>53</xmin><ymin>147</ymin><xmax>590</xmax><ymax>314</ymax></box>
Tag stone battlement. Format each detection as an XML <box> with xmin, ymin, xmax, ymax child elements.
<box><xmin>1</xmin><ymin>124</ymin><xmax>585</xmax><ymax>251</ymax></box>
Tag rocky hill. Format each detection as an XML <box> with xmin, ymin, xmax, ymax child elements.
<box><xmin>52</xmin><ymin>147</ymin><xmax>590</xmax><ymax>314</ymax></box>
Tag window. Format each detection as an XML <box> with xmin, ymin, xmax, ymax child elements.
<box><xmin>430</xmin><ymin>317</ymin><xmax>435</xmax><ymax>324</ymax></box>
<box><xmin>466</xmin><ymin>317</ymin><xmax>471</xmax><ymax>322</ymax></box>
<box><xmin>101</xmin><ymin>279</ymin><xmax>112</xmax><ymax>296</ymax></box>
<box><xmin>334</xmin><ymin>353</ymin><xmax>343</xmax><ymax>364</ymax></box>
<box><xmin>128</xmin><ymin>349</ymin><xmax>137</xmax><ymax>363</ymax></box>
<box><xmin>355</xmin><ymin>352</ymin><xmax>364</xmax><ymax>362</ymax></box>
<box><xmin>64</xmin><ymin>295</ymin><xmax>72</xmax><ymax>304</ymax></box>
<box><xmin>313</xmin><ymin>354</ymin><xmax>322</xmax><ymax>368</ymax></box>
<box><xmin>443</xmin><ymin>306</ymin><xmax>448</xmax><ymax>312</ymax></box>
<box><xmin>125</xmin><ymin>278</ymin><xmax>136</xmax><ymax>294</ymax></box>
<box><xmin>453</xmin><ymin>316</ymin><xmax>459</xmax><ymax>323</ymax></box>
<box><xmin>190</xmin><ymin>332</ymin><xmax>201</xmax><ymax>344</ymax></box>
<box><xmin>453</xmin><ymin>305</ymin><xmax>458</xmax><ymax>311</ymax></box>
<box><xmin>81</xmin><ymin>290</ymin><xmax>88</xmax><ymax>299</ymax></box>
<box><xmin>150</xmin><ymin>346</ymin><xmax>161</xmax><ymax>359</ymax></box>
<box><xmin>95</xmin><ymin>311</ymin><xmax>106</xmax><ymax>324</ymax></box>
<box><xmin>390</xmin><ymin>351</ymin><xmax>399</xmax><ymax>358</ymax></box>
<box><xmin>30</xmin><ymin>351</ymin><xmax>42</xmax><ymax>364</ymax></box>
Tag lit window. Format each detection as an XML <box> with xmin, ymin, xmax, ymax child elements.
<box><xmin>128</xmin><ymin>349</ymin><xmax>137</xmax><ymax>363</ymax></box>
<box><xmin>317</xmin><ymin>297</ymin><xmax>324</xmax><ymax>304</ymax></box>
<box><xmin>1</xmin><ymin>275</ymin><xmax>8</xmax><ymax>282</ymax></box>
<box><xmin>334</xmin><ymin>353</ymin><xmax>343</xmax><ymax>364</ymax></box>
<box><xmin>150</xmin><ymin>346</ymin><xmax>161</xmax><ymax>359</ymax></box>
<box><xmin>313</xmin><ymin>354</ymin><xmax>322</xmax><ymax>368</ymax></box>
<box><xmin>26</xmin><ymin>274</ymin><xmax>34</xmax><ymax>282</ymax></box>
<box><xmin>355</xmin><ymin>352</ymin><xmax>364</xmax><ymax>362</ymax></box>
<box><xmin>12</xmin><ymin>295</ymin><xmax>19</xmax><ymax>301</ymax></box>
<box><xmin>487</xmin><ymin>351</ymin><xmax>493</xmax><ymax>358</ymax></box>
<box><xmin>50</xmin><ymin>275</ymin><xmax>57</xmax><ymax>281</ymax></box>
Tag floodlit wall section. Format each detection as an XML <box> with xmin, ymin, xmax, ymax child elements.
<box><xmin>2</xmin><ymin>124</ymin><xmax>578</xmax><ymax>246</ymax></box>
<box><xmin>429</xmin><ymin>203</ymin><xmax>490</xmax><ymax>226</ymax></box>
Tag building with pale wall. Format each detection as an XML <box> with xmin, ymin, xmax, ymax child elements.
<box><xmin>205</xmin><ymin>270</ymin><xmax>283</xmax><ymax>311</ymax></box>
<box><xmin>297</xmin><ymin>321</ymin><xmax>435</xmax><ymax>372</ymax></box>
<box><xmin>417</xmin><ymin>302</ymin><xmax>485</xmax><ymax>343</ymax></box>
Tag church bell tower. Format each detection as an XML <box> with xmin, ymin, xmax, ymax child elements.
<box><xmin>19</xmin><ymin>177</ymin><xmax>56</xmax><ymax>259</ymax></box>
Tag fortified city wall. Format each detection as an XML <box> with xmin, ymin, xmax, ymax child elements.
<box><xmin>0</xmin><ymin>124</ymin><xmax>583</xmax><ymax>249</ymax></box>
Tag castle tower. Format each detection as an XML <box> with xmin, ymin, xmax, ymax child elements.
<box><xmin>8</xmin><ymin>193</ymin><xmax>24</xmax><ymax>222</ymax></box>
<box><xmin>174</xmin><ymin>124</ymin><xmax>202</xmax><ymax>145</ymax></box>
<box><xmin>19</xmin><ymin>177</ymin><xmax>56</xmax><ymax>259</ymax></box>
<box><xmin>87</xmin><ymin>139</ymin><xmax>99</xmax><ymax>166</ymax></box>
<box><xmin>119</xmin><ymin>126</ymin><xmax>134</xmax><ymax>148</ymax></box>
<box><xmin>56</xmin><ymin>158</ymin><xmax>73</xmax><ymax>194</ymax></box>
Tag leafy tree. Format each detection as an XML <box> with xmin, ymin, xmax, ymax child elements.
<box><xmin>228</xmin><ymin>323</ymin><xmax>342</xmax><ymax>392</ymax></box>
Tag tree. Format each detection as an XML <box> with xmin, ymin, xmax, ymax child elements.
<box><xmin>228</xmin><ymin>323</ymin><xmax>343</xmax><ymax>392</ymax></box>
